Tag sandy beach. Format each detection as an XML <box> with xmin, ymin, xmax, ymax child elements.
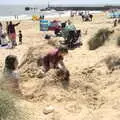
<box><xmin>1</xmin><ymin>12</ymin><xmax>120</xmax><ymax>120</ymax></box>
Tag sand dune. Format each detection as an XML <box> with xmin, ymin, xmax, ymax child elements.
<box><xmin>1</xmin><ymin>13</ymin><xmax>120</xmax><ymax>120</ymax></box>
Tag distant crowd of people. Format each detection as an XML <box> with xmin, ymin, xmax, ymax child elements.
<box><xmin>0</xmin><ymin>21</ymin><xmax>22</xmax><ymax>48</ymax></box>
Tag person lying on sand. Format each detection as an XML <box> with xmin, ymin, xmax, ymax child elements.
<box><xmin>0</xmin><ymin>55</ymin><xmax>21</xmax><ymax>94</ymax></box>
<box><xmin>37</xmin><ymin>46</ymin><xmax>70</xmax><ymax>79</ymax></box>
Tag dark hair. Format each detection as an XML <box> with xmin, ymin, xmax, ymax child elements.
<box><xmin>10</xmin><ymin>21</ymin><xmax>12</xmax><ymax>24</ymax></box>
<box><xmin>19</xmin><ymin>30</ymin><xmax>21</xmax><ymax>32</ymax></box>
<box><xmin>61</xmin><ymin>22</ymin><xmax>66</xmax><ymax>28</ymax></box>
<box><xmin>58</xmin><ymin>46</ymin><xmax>68</xmax><ymax>54</ymax></box>
<box><xmin>5</xmin><ymin>55</ymin><xmax>18</xmax><ymax>70</ymax></box>
<box><xmin>0</xmin><ymin>22</ymin><xmax>2</xmax><ymax>27</ymax></box>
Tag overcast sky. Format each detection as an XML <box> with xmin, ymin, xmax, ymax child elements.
<box><xmin>0</xmin><ymin>0</ymin><xmax>120</xmax><ymax>5</ymax></box>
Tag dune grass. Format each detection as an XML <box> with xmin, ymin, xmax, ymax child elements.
<box><xmin>105</xmin><ymin>56</ymin><xmax>120</xmax><ymax>71</ymax></box>
<box><xmin>0</xmin><ymin>90</ymin><xmax>20</xmax><ymax>120</ymax></box>
<box><xmin>88</xmin><ymin>28</ymin><xmax>113</xmax><ymax>50</ymax></box>
<box><xmin>117</xmin><ymin>36</ymin><xmax>120</xmax><ymax>46</ymax></box>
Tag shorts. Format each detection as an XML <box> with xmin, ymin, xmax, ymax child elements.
<box><xmin>9</xmin><ymin>33</ymin><xmax>16</xmax><ymax>40</ymax></box>
<box><xmin>38</xmin><ymin>56</ymin><xmax>50</xmax><ymax>72</ymax></box>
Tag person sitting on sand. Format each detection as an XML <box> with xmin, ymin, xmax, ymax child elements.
<box><xmin>37</xmin><ymin>46</ymin><xmax>70</xmax><ymax>79</ymax></box>
<box><xmin>61</xmin><ymin>20</ymin><xmax>76</xmax><ymax>40</ymax></box>
<box><xmin>66</xmin><ymin>20</ymin><xmax>76</xmax><ymax>31</ymax></box>
<box><xmin>61</xmin><ymin>22</ymin><xmax>69</xmax><ymax>40</ymax></box>
<box><xmin>8</xmin><ymin>21</ymin><xmax>20</xmax><ymax>48</ymax></box>
<box><xmin>0</xmin><ymin>55</ymin><xmax>21</xmax><ymax>94</ymax></box>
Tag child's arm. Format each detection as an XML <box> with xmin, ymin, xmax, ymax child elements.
<box><xmin>14</xmin><ymin>22</ymin><xmax>20</xmax><ymax>26</ymax></box>
<box><xmin>58</xmin><ymin>60</ymin><xmax>67</xmax><ymax>71</ymax></box>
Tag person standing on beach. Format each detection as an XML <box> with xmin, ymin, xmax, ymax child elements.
<box><xmin>113</xmin><ymin>19</ymin><xmax>117</xmax><ymax>27</ymax></box>
<box><xmin>18</xmin><ymin>30</ymin><xmax>22</xmax><ymax>44</ymax></box>
<box><xmin>8</xmin><ymin>21</ymin><xmax>20</xmax><ymax>48</ymax></box>
<box><xmin>0</xmin><ymin>22</ymin><xmax>3</xmax><ymax>43</ymax></box>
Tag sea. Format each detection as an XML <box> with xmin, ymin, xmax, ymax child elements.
<box><xmin>0</xmin><ymin>5</ymin><xmax>102</xmax><ymax>21</ymax></box>
<box><xmin>0</xmin><ymin>5</ymin><xmax>47</xmax><ymax>21</ymax></box>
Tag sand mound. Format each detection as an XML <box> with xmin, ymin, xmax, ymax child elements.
<box><xmin>88</xmin><ymin>28</ymin><xmax>114</xmax><ymax>50</ymax></box>
<box><xmin>105</xmin><ymin>55</ymin><xmax>120</xmax><ymax>71</ymax></box>
<box><xmin>47</xmin><ymin>37</ymin><xmax>64</xmax><ymax>48</ymax></box>
<box><xmin>19</xmin><ymin>45</ymin><xmax>120</xmax><ymax>111</ymax></box>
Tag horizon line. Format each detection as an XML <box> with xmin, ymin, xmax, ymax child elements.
<box><xmin>0</xmin><ymin>3</ymin><xmax>120</xmax><ymax>6</ymax></box>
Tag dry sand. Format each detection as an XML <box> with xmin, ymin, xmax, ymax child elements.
<box><xmin>1</xmin><ymin>12</ymin><xmax>120</xmax><ymax>120</ymax></box>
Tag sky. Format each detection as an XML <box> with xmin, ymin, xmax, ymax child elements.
<box><xmin>0</xmin><ymin>0</ymin><xmax>120</xmax><ymax>5</ymax></box>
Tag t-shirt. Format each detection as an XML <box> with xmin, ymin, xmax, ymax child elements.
<box><xmin>8</xmin><ymin>23</ymin><xmax>20</xmax><ymax>34</ymax></box>
<box><xmin>0</xmin><ymin>69</ymin><xmax>20</xmax><ymax>92</ymax></box>
<box><xmin>43</xmin><ymin>49</ymin><xmax>63</xmax><ymax>69</ymax></box>
<box><xmin>66</xmin><ymin>24</ymin><xmax>76</xmax><ymax>31</ymax></box>
<box><xmin>61</xmin><ymin>27</ymin><xmax>69</xmax><ymax>39</ymax></box>
<box><xmin>8</xmin><ymin>24</ymin><xmax>16</xmax><ymax>34</ymax></box>
<box><xmin>3</xmin><ymin>68</ymin><xmax>19</xmax><ymax>81</ymax></box>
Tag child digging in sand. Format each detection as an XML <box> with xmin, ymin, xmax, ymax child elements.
<box><xmin>37</xmin><ymin>46</ymin><xmax>70</xmax><ymax>80</ymax></box>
